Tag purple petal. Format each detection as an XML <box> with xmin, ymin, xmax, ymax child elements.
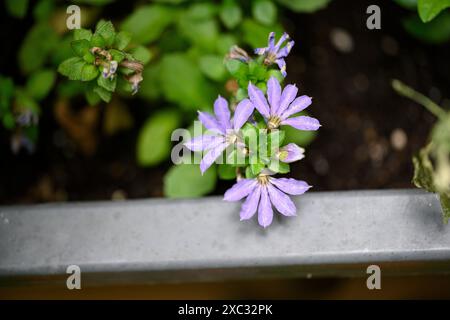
<box><xmin>276</xmin><ymin>40</ymin><xmax>294</xmax><ymax>59</ymax></box>
<box><xmin>254</xmin><ymin>47</ymin><xmax>267</xmax><ymax>55</ymax></box>
<box><xmin>198</xmin><ymin>111</ymin><xmax>223</xmax><ymax>134</ymax></box>
<box><xmin>280</xmin><ymin>95</ymin><xmax>312</xmax><ymax>120</ymax></box>
<box><xmin>281</xmin><ymin>116</ymin><xmax>321</xmax><ymax>131</ymax></box>
<box><xmin>275</xmin><ymin>58</ymin><xmax>287</xmax><ymax>77</ymax></box>
<box><xmin>248</xmin><ymin>82</ymin><xmax>270</xmax><ymax>119</ymax></box>
<box><xmin>224</xmin><ymin>178</ymin><xmax>258</xmax><ymax>201</ymax></box>
<box><xmin>268</xmin><ymin>31</ymin><xmax>275</xmax><ymax>51</ymax></box>
<box><xmin>240</xmin><ymin>185</ymin><xmax>261</xmax><ymax>221</ymax></box>
<box><xmin>184</xmin><ymin>134</ymin><xmax>224</xmax><ymax>152</ymax></box>
<box><xmin>233</xmin><ymin>98</ymin><xmax>254</xmax><ymax>131</ymax></box>
<box><xmin>269</xmin><ymin>177</ymin><xmax>311</xmax><ymax>195</ymax></box>
<box><xmin>267</xmin><ymin>76</ymin><xmax>281</xmax><ymax>115</ymax></box>
<box><xmin>200</xmin><ymin>142</ymin><xmax>228</xmax><ymax>174</ymax></box>
<box><xmin>274</xmin><ymin>32</ymin><xmax>289</xmax><ymax>51</ymax></box>
<box><xmin>214</xmin><ymin>95</ymin><xmax>231</xmax><ymax>131</ymax></box>
<box><xmin>277</xmin><ymin>84</ymin><xmax>298</xmax><ymax>116</ymax></box>
<box><xmin>279</xmin><ymin>143</ymin><xmax>305</xmax><ymax>163</ymax></box>
<box><xmin>267</xmin><ymin>184</ymin><xmax>296</xmax><ymax>216</ymax></box>
<box><xmin>258</xmin><ymin>187</ymin><xmax>273</xmax><ymax>228</ymax></box>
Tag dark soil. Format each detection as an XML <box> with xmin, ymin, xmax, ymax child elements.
<box><xmin>1</xmin><ymin>0</ymin><xmax>449</xmax><ymax>204</ymax></box>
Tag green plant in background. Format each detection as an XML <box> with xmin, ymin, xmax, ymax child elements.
<box><xmin>2</xmin><ymin>0</ymin><xmax>329</xmax><ymax>199</ymax></box>
<box><xmin>392</xmin><ymin>79</ymin><xmax>450</xmax><ymax>223</ymax></box>
<box><xmin>58</xmin><ymin>20</ymin><xmax>147</xmax><ymax>104</ymax></box>
<box><xmin>395</xmin><ymin>0</ymin><xmax>450</xmax><ymax>43</ymax></box>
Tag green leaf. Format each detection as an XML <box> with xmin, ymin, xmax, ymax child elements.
<box><xmin>114</xmin><ymin>31</ymin><xmax>132</xmax><ymax>50</ymax></box>
<box><xmin>83</xmin><ymin>51</ymin><xmax>95</xmax><ymax>63</ymax></box>
<box><xmin>250</xmin><ymin>155</ymin><xmax>266</xmax><ymax>175</ymax></box>
<box><xmin>25</xmin><ymin>69</ymin><xmax>55</xmax><ymax>101</ymax></box>
<box><xmin>129</xmin><ymin>46</ymin><xmax>152</xmax><ymax>64</ymax></box>
<box><xmin>33</xmin><ymin>0</ymin><xmax>54</xmax><ymax>21</ymax></box>
<box><xmin>121</xmin><ymin>5</ymin><xmax>174</xmax><ymax>44</ymax></box>
<box><xmin>74</xmin><ymin>28</ymin><xmax>93</xmax><ymax>41</ymax></box>
<box><xmin>19</xmin><ymin>23</ymin><xmax>58</xmax><ymax>74</ymax></box>
<box><xmin>5</xmin><ymin>0</ymin><xmax>28</xmax><ymax>18</ymax></box>
<box><xmin>109</xmin><ymin>49</ymin><xmax>125</xmax><ymax>63</ymax></box>
<box><xmin>90</xmin><ymin>34</ymin><xmax>106</xmax><ymax>47</ymax></box>
<box><xmin>220</xmin><ymin>0</ymin><xmax>243</xmax><ymax>29</ymax></box>
<box><xmin>164</xmin><ymin>164</ymin><xmax>217</xmax><ymax>198</ymax></box>
<box><xmin>160</xmin><ymin>53</ymin><xmax>215</xmax><ymax>111</ymax></box>
<box><xmin>245</xmin><ymin>166</ymin><xmax>256</xmax><ymax>179</ymax></box>
<box><xmin>137</xmin><ymin>110</ymin><xmax>181</xmax><ymax>167</ymax></box>
<box><xmin>95</xmin><ymin>20</ymin><xmax>116</xmax><ymax>47</ymax></box>
<box><xmin>81</xmin><ymin>64</ymin><xmax>99</xmax><ymax>81</ymax></box>
<box><xmin>283</xmin><ymin>125</ymin><xmax>317</xmax><ymax>147</ymax></box>
<box><xmin>0</xmin><ymin>75</ymin><xmax>15</xmax><ymax>113</ymax></box>
<box><xmin>268</xmin><ymin>159</ymin><xmax>290</xmax><ymax>174</ymax></box>
<box><xmin>412</xmin><ymin>146</ymin><xmax>436</xmax><ymax>192</ymax></box>
<box><xmin>440</xmin><ymin>193</ymin><xmax>450</xmax><ymax>224</ymax></box>
<box><xmin>138</xmin><ymin>62</ymin><xmax>162</xmax><ymax>101</ymax></box>
<box><xmin>268</xmin><ymin>129</ymin><xmax>285</xmax><ymax>155</ymax></box>
<box><xmin>252</xmin><ymin>0</ymin><xmax>277</xmax><ymax>26</ymax></box>
<box><xmin>218</xmin><ymin>164</ymin><xmax>237</xmax><ymax>180</ymax></box>
<box><xmin>276</xmin><ymin>0</ymin><xmax>331</xmax><ymax>12</ymax></box>
<box><xmin>199</xmin><ymin>55</ymin><xmax>226</xmax><ymax>81</ymax></box>
<box><xmin>97</xmin><ymin>75</ymin><xmax>117</xmax><ymax>92</ymax></box>
<box><xmin>178</xmin><ymin>15</ymin><xmax>219</xmax><ymax>51</ymax></box>
<box><xmin>58</xmin><ymin>57</ymin><xmax>86</xmax><ymax>81</ymax></box>
<box><xmin>418</xmin><ymin>0</ymin><xmax>450</xmax><ymax>22</ymax></box>
<box><xmin>85</xmin><ymin>88</ymin><xmax>101</xmax><ymax>106</ymax></box>
<box><xmin>71</xmin><ymin>39</ymin><xmax>91</xmax><ymax>57</ymax></box>
<box><xmin>403</xmin><ymin>12</ymin><xmax>450</xmax><ymax>43</ymax></box>
<box><xmin>93</xmin><ymin>85</ymin><xmax>112</xmax><ymax>102</ymax></box>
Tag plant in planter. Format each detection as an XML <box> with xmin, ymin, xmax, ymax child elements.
<box><xmin>58</xmin><ymin>20</ymin><xmax>146</xmax><ymax>104</ymax></box>
<box><xmin>392</xmin><ymin>79</ymin><xmax>450</xmax><ymax>223</ymax></box>
<box><xmin>179</xmin><ymin>32</ymin><xmax>321</xmax><ymax>227</ymax></box>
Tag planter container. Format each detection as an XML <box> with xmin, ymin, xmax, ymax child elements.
<box><xmin>0</xmin><ymin>189</ymin><xmax>449</xmax><ymax>287</ymax></box>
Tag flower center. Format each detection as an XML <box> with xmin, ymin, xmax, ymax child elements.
<box><xmin>264</xmin><ymin>52</ymin><xmax>277</xmax><ymax>65</ymax></box>
<box><xmin>267</xmin><ymin>116</ymin><xmax>281</xmax><ymax>129</ymax></box>
<box><xmin>257</xmin><ymin>174</ymin><xmax>270</xmax><ymax>185</ymax></box>
<box><xmin>226</xmin><ymin>133</ymin><xmax>238</xmax><ymax>144</ymax></box>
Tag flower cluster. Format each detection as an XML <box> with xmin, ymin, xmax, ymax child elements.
<box><xmin>185</xmin><ymin>32</ymin><xmax>320</xmax><ymax>228</ymax></box>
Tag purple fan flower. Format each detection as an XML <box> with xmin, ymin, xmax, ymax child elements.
<box><xmin>276</xmin><ymin>143</ymin><xmax>305</xmax><ymax>163</ymax></box>
<box><xmin>248</xmin><ymin>76</ymin><xmax>321</xmax><ymax>131</ymax></box>
<box><xmin>185</xmin><ymin>96</ymin><xmax>254</xmax><ymax>174</ymax></box>
<box><xmin>255</xmin><ymin>32</ymin><xmax>294</xmax><ymax>77</ymax></box>
<box><xmin>224</xmin><ymin>172</ymin><xmax>311</xmax><ymax>228</ymax></box>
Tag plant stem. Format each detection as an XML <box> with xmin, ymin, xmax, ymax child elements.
<box><xmin>391</xmin><ymin>79</ymin><xmax>447</xmax><ymax>120</ymax></box>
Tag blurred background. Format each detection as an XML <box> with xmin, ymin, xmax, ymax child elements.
<box><xmin>1</xmin><ymin>0</ymin><xmax>449</xmax><ymax>203</ymax></box>
<box><xmin>1</xmin><ymin>0</ymin><xmax>450</xmax><ymax>299</ymax></box>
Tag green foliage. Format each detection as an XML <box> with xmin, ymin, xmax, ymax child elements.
<box><xmin>5</xmin><ymin>0</ymin><xmax>327</xmax><ymax>198</ymax></box>
<box><xmin>393</xmin><ymin>80</ymin><xmax>450</xmax><ymax>223</ymax></box>
<box><xmin>5</xmin><ymin>0</ymin><xmax>29</xmax><ymax>18</ymax></box>
<box><xmin>25</xmin><ymin>69</ymin><xmax>56</xmax><ymax>101</ymax></box>
<box><xmin>159</xmin><ymin>53</ymin><xmax>215</xmax><ymax>111</ymax></box>
<box><xmin>394</xmin><ymin>0</ymin><xmax>450</xmax><ymax>43</ymax></box>
<box><xmin>120</xmin><ymin>5</ymin><xmax>174</xmax><ymax>45</ymax></box>
<box><xmin>164</xmin><ymin>164</ymin><xmax>217</xmax><ymax>198</ymax></box>
<box><xmin>19</xmin><ymin>23</ymin><xmax>58</xmax><ymax>74</ymax></box>
<box><xmin>252</xmin><ymin>0</ymin><xmax>277</xmax><ymax>26</ymax></box>
<box><xmin>58</xmin><ymin>20</ymin><xmax>149</xmax><ymax>103</ymax></box>
<box><xmin>276</xmin><ymin>0</ymin><xmax>331</xmax><ymax>13</ymax></box>
<box><xmin>220</xmin><ymin>0</ymin><xmax>242</xmax><ymax>29</ymax></box>
<box><xmin>418</xmin><ymin>0</ymin><xmax>450</xmax><ymax>22</ymax></box>
<box><xmin>403</xmin><ymin>11</ymin><xmax>450</xmax><ymax>43</ymax></box>
<box><xmin>137</xmin><ymin>110</ymin><xmax>181</xmax><ymax>167</ymax></box>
